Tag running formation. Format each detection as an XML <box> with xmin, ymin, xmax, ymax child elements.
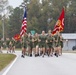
<box><xmin>21</xmin><ymin>30</ymin><xmax>63</xmax><ymax>58</ymax></box>
<box><xmin>0</xmin><ymin>30</ymin><xmax>63</xmax><ymax>58</ymax></box>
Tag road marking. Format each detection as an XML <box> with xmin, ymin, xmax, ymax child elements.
<box><xmin>2</xmin><ymin>55</ymin><xmax>18</xmax><ymax>75</ymax></box>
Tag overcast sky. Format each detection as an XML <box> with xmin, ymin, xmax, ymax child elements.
<box><xmin>8</xmin><ymin>0</ymin><xmax>23</xmax><ymax>8</ymax></box>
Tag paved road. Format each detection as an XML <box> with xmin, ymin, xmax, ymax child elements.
<box><xmin>1</xmin><ymin>51</ymin><xmax>76</xmax><ymax>75</ymax></box>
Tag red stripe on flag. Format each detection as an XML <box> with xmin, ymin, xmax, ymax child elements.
<box><xmin>20</xmin><ymin>11</ymin><xmax>27</xmax><ymax>37</ymax></box>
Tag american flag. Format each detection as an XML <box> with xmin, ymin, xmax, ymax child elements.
<box><xmin>20</xmin><ymin>9</ymin><xmax>27</xmax><ymax>37</ymax></box>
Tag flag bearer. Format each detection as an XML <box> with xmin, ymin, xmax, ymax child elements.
<box><xmin>21</xmin><ymin>33</ymin><xmax>28</xmax><ymax>58</ymax></box>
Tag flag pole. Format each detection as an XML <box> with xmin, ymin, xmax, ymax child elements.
<box><xmin>20</xmin><ymin>3</ymin><xmax>27</xmax><ymax>48</ymax></box>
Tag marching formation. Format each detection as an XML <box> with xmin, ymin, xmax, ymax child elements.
<box><xmin>21</xmin><ymin>30</ymin><xmax>63</xmax><ymax>58</ymax></box>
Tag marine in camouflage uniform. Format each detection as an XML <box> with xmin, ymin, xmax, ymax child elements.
<box><xmin>6</xmin><ymin>38</ymin><xmax>11</xmax><ymax>53</ymax></box>
<box><xmin>60</xmin><ymin>35</ymin><xmax>63</xmax><ymax>48</ymax></box>
<box><xmin>59</xmin><ymin>34</ymin><xmax>63</xmax><ymax>55</ymax></box>
<box><xmin>53</xmin><ymin>31</ymin><xmax>60</xmax><ymax>57</ymax></box>
<box><xmin>46</xmin><ymin>33</ymin><xmax>53</xmax><ymax>56</ymax></box>
<box><xmin>27</xmin><ymin>33</ymin><xmax>33</xmax><ymax>57</ymax></box>
<box><xmin>32</xmin><ymin>33</ymin><xmax>39</xmax><ymax>57</ymax></box>
<box><xmin>21</xmin><ymin>33</ymin><xmax>28</xmax><ymax>58</ymax></box>
<box><xmin>39</xmin><ymin>31</ymin><xmax>47</xmax><ymax>57</ymax></box>
<box><xmin>11</xmin><ymin>37</ymin><xmax>16</xmax><ymax>53</ymax></box>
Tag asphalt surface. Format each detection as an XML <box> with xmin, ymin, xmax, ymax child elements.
<box><xmin>1</xmin><ymin>51</ymin><xmax>76</xmax><ymax>75</ymax></box>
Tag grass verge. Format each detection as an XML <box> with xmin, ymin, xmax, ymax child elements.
<box><xmin>63</xmin><ymin>50</ymin><xmax>76</xmax><ymax>53</ymax></box>
<box><xmin>0</xmin><ymin>54</ymin><xmax>16</xmax><ymax>71</ymax></box>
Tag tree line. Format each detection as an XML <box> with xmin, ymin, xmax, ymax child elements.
<box><xmin>0</xmin><ymin>0</ymin><xmax>76</xmax><ymax>39</ymax></box>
